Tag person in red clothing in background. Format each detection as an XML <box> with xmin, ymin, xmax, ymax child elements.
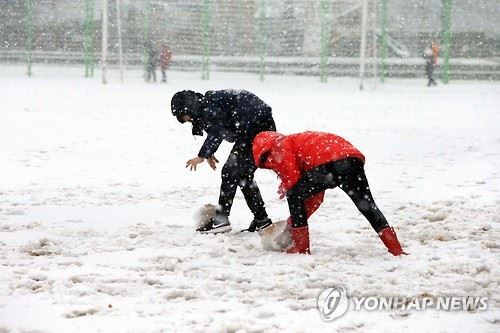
<box><xmin>159</xmin><ymin>42</ymin><xmax>172</xmax><ymax>83</ymax></box>
<box><xmin>431</xmin><ymin>42</ymin><xmax>439</xmax><ymax>66</ymax></box>
<box><xmin>253</xmin><ymin>131</ymin><xmax>407</xmax><ymax>256</ymax></box>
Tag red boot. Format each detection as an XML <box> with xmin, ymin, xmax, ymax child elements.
<box><xmin>287</xmin><ymin>225</ymin><xmax>311</xmax><ymax>254</ymax></box>
<box><xmin>378</xmin><ymin>227</ymin><xmax>408</xmax><ymax>256</ymax></box>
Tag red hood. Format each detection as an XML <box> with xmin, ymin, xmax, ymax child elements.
<box><xmin>252</xmin><ymin>131</ymin><xmax>284</xmax><ymax>168</ymax></box>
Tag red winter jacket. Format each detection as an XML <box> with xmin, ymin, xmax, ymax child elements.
<box><xmin>253</xmin><ymin>131</ymin><xmax>365</xmax><ymax>219</ymax></box>
<box><xmin>159</xmin><ymin>46</ymin><xmax>172</xmax><ymax>69</ymax></box>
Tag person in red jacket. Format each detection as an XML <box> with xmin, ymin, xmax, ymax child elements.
<box><xmin>431</xmin><ymin>42</ymin><xmax>439</xmax><ymax>66</ymax></box>
<box><xmin>158</xmin><ymin>43</ymin><xmax>172</xmax><ymax>83</ymax></box>
<box><xmin>253</xmin><ymin>131</ymin><xmax>407</xmax><ymax>256</ymax></box>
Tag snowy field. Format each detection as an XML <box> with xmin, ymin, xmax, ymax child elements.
<box><xmin>0</xmin><ymin>65</ymin><xmax>499</xmax><ymax>332</ymax></box>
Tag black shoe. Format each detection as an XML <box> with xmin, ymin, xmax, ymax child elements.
<box><xmin>241</xmin><ymin>217</ymin><xmax>272</xmax><ymax>232</ymax></box>
<box><xmin>197</xmin><ymin>215</ymin><xmax>232</xmax><ymax>234</ymax></box>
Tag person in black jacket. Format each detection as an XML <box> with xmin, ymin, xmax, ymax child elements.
<box><xmin>424</xmin><ymin>48</ymin><xmax>437</xmax><ymax>87</ymax></box>
<box><xmin>145</xmin><ymin>40</ymin><xmax>158</xmax><ymax>82</ymax></box>
<box><xmin>171</xmin><ymin>90</ymin><xmax>276</xmax><ymax>234</ymax></box>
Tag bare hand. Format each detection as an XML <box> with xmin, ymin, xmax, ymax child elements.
<box><xmin>207</xmin><ymin>156</ymin><xmax>219</xmax><ymax>170</ymax></box>
<box><xmin>186</xmin><ymin>157</ymin><xmax>205</xmax><ymax>171</ymax></box>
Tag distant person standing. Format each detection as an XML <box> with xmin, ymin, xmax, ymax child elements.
<box><xmin>159</xmin><ymin>43</ymin><xmax>172</xmax><ymax>83</ymax></box>
<box><xmin>424</xmin><ymin>48</ymin><xmax>437</xmax><ymax>87</ymax></box>
<box><xmin>146</xmin><ymin>41</ymin><xmax>158</xmax><ymax>82</ymax></box>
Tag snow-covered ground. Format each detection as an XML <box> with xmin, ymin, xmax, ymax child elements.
<box><xmin>0</xmin><ymin>65</ymin><xmax>499</xmax><ymax>332</ymax></box>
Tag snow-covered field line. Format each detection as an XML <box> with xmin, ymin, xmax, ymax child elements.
<box><xmin>0</xmin><ymin>66</ymin><xmax>499</xmax><ymax>332</ymax></box>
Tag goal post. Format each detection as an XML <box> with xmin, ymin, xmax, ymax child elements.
<box><xmin>359</xmin><ymin>0</ymin><xmax>368</xmax><ymax>90</ymax></box>
<box><xmin>24</xmin><ymin>0</ymin><xmax>34</xmax><ymax>77</ymax></box>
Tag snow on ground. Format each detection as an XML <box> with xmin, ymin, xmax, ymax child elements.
<box><xmin>0</xmin><ymin>65</ymin><xmax>499</xmax><ymax>332</ymax></box>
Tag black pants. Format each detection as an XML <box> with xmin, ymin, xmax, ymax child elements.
<box><xmin>426</xmin><ymin>66</ymin><xmax>437</xmax><ymax>86</ymax></box>
<box><xmin>146</xmin><ymin>65</ymin><xmax>156</xmax><ymax>82</ymax></box>
<box><xmin>218</xmin><ymin>115</ymin><xmax>276</xmax><ymax>220</ymax></box>
<box><xmin>427</xmin><ymin>75</ymin><xmax>437</xmax><ymax>86</ymax></box>
<box><xmin>286</xmin><ymin>158</ymin><xmax>389</xmax><ymax>233</ymax></box>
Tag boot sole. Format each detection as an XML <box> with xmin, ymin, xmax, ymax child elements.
<box><xmin>241</xmin><ymin>220</ymin><xmax>272</xmax><ymax>233</ymax></box>
<box><xmin>199</xmin><ymin>225</ymin><xmax>232</xmax><ymax>234</ymax></box>
<box><xmin>255</xmin><ymin>222</ymin><xmax>272</xmax><ymax>232</ymax></box>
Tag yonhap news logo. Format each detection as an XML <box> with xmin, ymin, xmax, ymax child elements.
<box><xmin>317</xmin><ymin>286</ymin><xmax>489</xmax><ymax>321</ymax></box>
<box><xmin>317</xmin><ymin>286</ymin><xmax>349</xmax><ymax>320</ymax></box>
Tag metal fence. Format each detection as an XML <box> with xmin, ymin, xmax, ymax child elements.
<box><xmin>1</xmin><ymin>0</ymin><xmax>499</xmax><ymax>80</ymax></box>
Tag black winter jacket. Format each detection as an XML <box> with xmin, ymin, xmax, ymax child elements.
<box><xmin>192</xmin><ymin>90</ymin><xmax>273</xmax><ymax>158</ymax></box>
